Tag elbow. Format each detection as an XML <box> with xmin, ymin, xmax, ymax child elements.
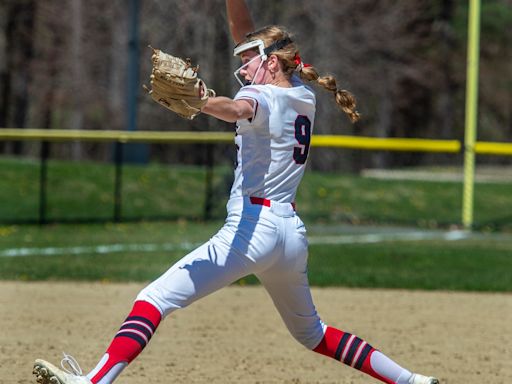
<box><xmin>218</xmin><ymin>110</ymin><xmax>239</xmax><ymax>123</ymax></box>
<box><xmin>233</xmin><ymin>101</ymin><xmax>254</xmax><ymax>122</ymax></box>
<box><xmin>223</xmin><ymin>105</ymin><xmax>250</xmax><ymax>123</ymax></box>
<box><xmin>232</xmin><ymin>107</ymin><xmax>249</xmax><ymax>122</ymax></box>
<box><xmin>201</xmin><ymin>97</ymin><xmax>252</xmax><ymax>123</ymax></box>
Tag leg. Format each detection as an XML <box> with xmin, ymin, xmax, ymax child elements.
<box><xmin>79</xmin><ymin>208</ymin><xmax>280</xmax><ymax>384</ymax></box>
<box><xmin>87</xmin><ymin>238</ymin><xmax>253</xmax><ymax>384</ymax></box>
<box><xmin>313</xmin><ymin>326</ymin><xmax>413</xmax><ymax>384</ymax></box>
<box><xmin>314</xmin><ymin>328</ymin><xmax>439</xmax><ymax>384</ymax></box>
<box><xmin>261</xmin><ymin>274</ymin><xmax>436</xmax><ymax>384</ymax></box>
<box><xmin>255</xmin><ymin>213</ymin><xmax>325</xmax><ymax>350</ymax></box>
<box><xmin>33</xmin><ymin>215</ymin><xmax>263</xmax><ymax>384</ymax></box>
<box><xmin>258</xmin><ymin>216</ymin><xmax>437</xmax><ymax>384</ymax></box>
<box><xmin>86</xmin><ymin>300</ymin><xmax>162</xmax><ymax>384</ymax></box>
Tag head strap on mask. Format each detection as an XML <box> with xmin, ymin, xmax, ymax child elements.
<box><xmin>263</xmin><ymin>37</ymin><xmax>292</xmax><ymax>56</ymax></box>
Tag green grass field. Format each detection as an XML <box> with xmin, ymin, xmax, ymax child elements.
<box><xmin>2</xmin><ymin>156</ymin><xmax>512</xmax><ymax>230</ymax></box>
<box><xmin>0</xmin><ymin>221</ymin><xmax>511</xmax><ymax>291</ymax></box>
<box><xmin>1</xmin><ymin>156</ymin><xmax>511</xmax><ymax>291</ymax></box>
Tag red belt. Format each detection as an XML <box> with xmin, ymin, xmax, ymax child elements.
<box><xmin>249</xmin><ymin>196</ymin><xmax>296</xmax><ymax>210</ymax></box>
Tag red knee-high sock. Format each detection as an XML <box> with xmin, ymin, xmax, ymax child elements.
<box><xmin>313</xmin><ymin>326</ymin><xmax>395</xmax><ymax>384</ymax></box>
<box><xmin>88</xmin><ymin>300</ymin><xmax>162</xmax><ymax>384</ymax></box>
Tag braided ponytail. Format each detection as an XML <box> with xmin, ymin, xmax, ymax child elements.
<box><xmin>300</xmin><ymin>67</ymin><xmax>360</xmax><ymax>123</ymax></box>
<box><xmin>238</xmin><ymin>25</ymin><xmax>360</xmax><ymax>123</ymax></box>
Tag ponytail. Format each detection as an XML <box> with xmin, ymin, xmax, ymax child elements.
<box><xmin>299</xmin><ymin>66</ymin><xmax>360</xmax><ymax>123</ymax></box>
<box><xmin>239</xmin><ymin>25</ymin><xmax>360</xmax><ymax>123</ymax></box>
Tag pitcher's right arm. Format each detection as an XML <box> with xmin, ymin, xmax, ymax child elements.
<box><xmin>226</xmin><ymin>0</ymin><xmax>255</xmax><ymax>44</ymax></box>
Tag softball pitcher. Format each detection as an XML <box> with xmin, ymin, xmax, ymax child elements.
<box><xmin>33</xmin><ymin>7</ymin><xmax>439</xmax><ymax>384</ymax></box>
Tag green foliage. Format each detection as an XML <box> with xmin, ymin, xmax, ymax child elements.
<box><xmin>454</xmin><ymin>0</ymin><xmax>512</xmax><ymax>42</ymax></box>
<box><xmin>481</xmin><ymin>1</ymin><xmax>512</xmax><ymax>38</ymax></box>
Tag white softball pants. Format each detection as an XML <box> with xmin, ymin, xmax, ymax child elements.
<box><xmin>137</xmin><ymin>196</ymin><xmax>325</xmax><ymax>349</ymax></box>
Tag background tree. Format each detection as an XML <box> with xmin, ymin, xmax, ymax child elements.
<box><xmin>0</xmin><ymin>0</ymin><xmax>510</xmax><ymax>170</ymax></box>
<box><xmin>0</xmin><ymin>0</ymin><xmax>35</xmax><ymax>154</ymax></box>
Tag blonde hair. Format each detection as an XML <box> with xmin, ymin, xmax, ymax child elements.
<box><xmin>239</xmin><ymin>25</ymin><xmax>361</xmax><ymax>123</ymax></box>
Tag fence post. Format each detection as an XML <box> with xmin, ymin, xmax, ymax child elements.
<box><xmin>204</xmin><ymin>144</ymin><xmax>214</xmax><ymax>220</ymax></box>
<box><xmin>38</xmin><ymin>141</ymin><xmax>49</xmax><ymax>225</ymax></box>
<box><xmin>462</xmin><ymin>0</ymin><xmax>481</xmax><ymax>230</ymax></box>
<box><xmin>114</xmin><ymin>141</ymin><xmax>123</xmax><ymax>222</ymax></box>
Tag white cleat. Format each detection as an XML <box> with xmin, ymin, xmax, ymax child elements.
<box><xmin>409</xmin><ymin>373</ymin><xmax>440</xmax><ymax>384</ymax></box>
<box><xmin>33</xmin><ymin>354</ymin><xmax>92</xmax><ymax>384</ymax></box>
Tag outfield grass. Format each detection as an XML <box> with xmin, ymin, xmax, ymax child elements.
<box><xmin>2</xmin><ymin>156</ymin><xmax>512</xmax><ymax>230</ymax></box>
<box><xmin>307</xmin><ymin>240</ymin><xmax>512</xmax><ymax>291</ymax></box>
<box><xmin>1</xmin><ymin>156</ymin><xmax>511</xmax><ymax>291</ymax></box>
<box><xmin>0</xmin><ymin>157</ymin><xmax>230</xmax><ymax>222</ymax></box>
<box><xmin>0</xmin><ymin>221</ymin><xmax>510</xmax><ymax>291</ymax></box>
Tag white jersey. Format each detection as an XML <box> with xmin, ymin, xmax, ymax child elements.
<box><xmin>230</xmin><ymin>80</ymin><xmax>316</xmax><ymax>203</ymax></box>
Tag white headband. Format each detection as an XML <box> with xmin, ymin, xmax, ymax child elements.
<box><xmin>233</xmin><ymin>39</ymin><xmax>267</xmax><ymax>59</ymax></box>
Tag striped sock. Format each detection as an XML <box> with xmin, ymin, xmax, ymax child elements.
<box><xmin>87</xmin><ymin>300</ymin><xmax>162</xmax><ymax>384</ymax></box>
<box><xmin>313</xmin><ymin>326</ymin><xmax>412</xmax><ymax>384</ymax></box>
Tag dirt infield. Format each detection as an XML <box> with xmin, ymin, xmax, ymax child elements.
<box><xmin>2</xmin><ymin>281</ymin><xmax>510</xmax><ymax>384</ymax></box>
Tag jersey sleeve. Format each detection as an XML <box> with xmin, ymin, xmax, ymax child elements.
<box><xmin>234</xmin><ymin>86</ymin><xmax>270</xmax><ymax>126</ymax></box>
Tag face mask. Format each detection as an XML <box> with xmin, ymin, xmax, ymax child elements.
<box><xmin>233</xmin><ymin>39</ymin><xmax>267</xmax><ymax>87</ymax></box>
<box><xmin>232</xmin><ymin>37</ymin><xmax>294</xmax><ymax>87</ymax></box>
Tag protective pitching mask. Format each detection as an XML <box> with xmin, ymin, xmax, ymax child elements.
<box><xmin>233</xmin><ymin>39</ymin><xmax>267</xmax><ymax>87</ymax></box>
<box><xmin>233</xmin><ymin>37</ymin><xmax>293</xmax><ymax>87</ymax></box>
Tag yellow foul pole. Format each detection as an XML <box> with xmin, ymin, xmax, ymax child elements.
<box><xmin>462</xmin><ymin>0</ymin><xmax>481</xmax><ymax>230</ymax></box>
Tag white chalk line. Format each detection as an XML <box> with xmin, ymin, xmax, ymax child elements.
<box><xmin>0</xmin><ymin>230</ymin><xmax>470</xmax><ymax>258</ymax></box>
<box><xmin>308</xmin><ymin>230</ymin><xmax>470</xmax><ymax>245</ymax></box>
<box><xmin>0</xmin><ymin>242</ymin><xmax>200</xmax><ymax>258</ymax></box>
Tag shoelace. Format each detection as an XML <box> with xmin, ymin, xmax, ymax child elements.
<box><xmin>61</xmin><ymin>353</ymin><xmax>83</xmax><ymax>376</ymax></box>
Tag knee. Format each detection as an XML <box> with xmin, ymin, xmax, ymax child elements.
<box><xmin>136</xmin><ymin>286</ymin><xmax>164</xmax><ymax>314</ymax></box>
<box><xmin>136</xmin><ymin>283</ymin><xmax>183</xmax><ymax>318</ymax></box>
<box><xmin>287</xmin><ymin>320</ymin><xmax>326</xmax><ymax>350</ymax></box>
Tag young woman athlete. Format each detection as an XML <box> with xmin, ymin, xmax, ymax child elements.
<box><xmin>33</xmin><ymin>4</ymin><xmax>439</xmax><ymax>384</ymax></box>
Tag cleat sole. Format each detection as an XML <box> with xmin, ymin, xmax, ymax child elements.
<box><xmin>33</xmin><ymin>361</ymin><xmax>61</xmax><ymax>384</ymax></box>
